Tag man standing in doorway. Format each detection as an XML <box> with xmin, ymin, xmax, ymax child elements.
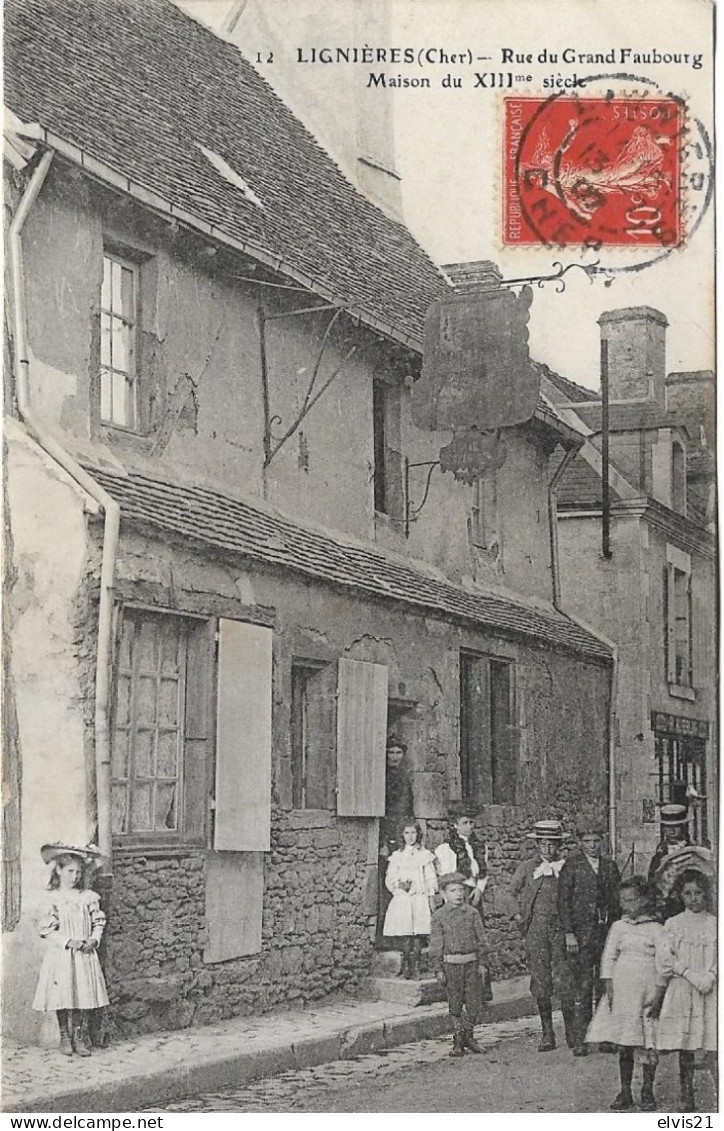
<box><xmin>558</xmin><ymin>822</ymin><xmax>620</xmax><ymax>1056</ymax></box>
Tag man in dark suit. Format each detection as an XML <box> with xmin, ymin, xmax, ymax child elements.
<box><xmin>558</xmin><ymin>822</ymin><xmax>620</xmax><ymax>1056</ymax></box>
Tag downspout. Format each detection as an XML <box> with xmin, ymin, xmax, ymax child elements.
<box><xmin>548</xmin><ymin>443</ymin><xmax>619</xmax><ymax>858</ymax></box>
<box><xmin>9</xmin><ymin>149</ymin><xmax>119</xmax><ymax>866</ymax></box>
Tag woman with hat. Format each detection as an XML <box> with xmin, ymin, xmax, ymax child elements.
<box><xmin>509</xmin><ymin>819</ymin><xmax>576</xmax><ymax>1052</ymax></box>
<box><xmin>32</xmin><ymin>843</ymin><xmax>109</xmax><ymax>1057</ymax></box>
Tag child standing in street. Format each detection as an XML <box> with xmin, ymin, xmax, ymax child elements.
<box><xmin>586</xmin><ymin>876</ymin><xmax>663</xmax><ymax>1111</ymax></box>
<box><xmin>32</xmin><ymin>844</ymin><xmax>109</xmax><ymax>1057</ymax></box>
<box><xmin>429</xmin><ymin>872</ymin><xmax>489</xmax><ymax>1058</ymax></box>
<box><xmin>383</xmin><ymin>821</ymin><xmax>438</xmax><ymax>979</ymax></box>
<box><xmin>654</xmin><ymin>870</ymin><xmax>717</xmax><ymax>1112</ymax></box>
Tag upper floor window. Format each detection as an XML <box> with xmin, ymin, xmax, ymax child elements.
<box><xmin>470</xmin><ymin>472</ymin><xmax>500</xmax><ymax>555</ymax></box>
<box><xmin>671</xmin><ymin>440</ymin><xmax>687</xmax><ymax>515</ymax></box>
<box><xmin>101</xmin><ymin>253</ymin><xmax>139</xmax><ymax>429</ymax></box>
<box><xmin>372</xmin><ymin>378</ymin><xmax>403</xmax><ymax>520</ymax></box>
<box><xmin>664</xmin><ymin>546</ymin><xmax>693</xmax><ymax>690</ymax></box>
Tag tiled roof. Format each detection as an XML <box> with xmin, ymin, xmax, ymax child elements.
<box><xmin>4</xmin><ymin>0</ymin><xmax>448</xmax><ymax>346</ymax></box>
<box><xmin>687</xmin><ymin>447</ymin><xmax>715</xmax><ymax>477</ymax></box>
<box><xmin>88</xmin><ymin>464</ymin><xmax>611</xmax><ymax>662</ymax></box>
<box><xmin>552</xmin><ymin>451</ymin><xmax>621</xmax><ymax>510</ymax></box>
<box><xmin>536</xmin><ymin>363</ymin><xmax>599</xmax><ymax>404</ymax></box>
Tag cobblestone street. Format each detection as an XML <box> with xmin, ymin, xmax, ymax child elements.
<box><xmin>145</xmin><ymin>1015</ymin><xmax>718</xmax><ymax>1114</ymax></box>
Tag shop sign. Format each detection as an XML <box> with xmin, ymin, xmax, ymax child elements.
<box><xmin>650</xmin><ymin>711</ymin><xmax>709</xmax><ymax>740</ymax></box>
<box><xmin>413</xmin><ymin>285</ymin><xmax>538</xmax><ymax>433</ymax></box>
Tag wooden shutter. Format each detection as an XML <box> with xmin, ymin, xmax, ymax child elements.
<box><xmin>214</xmin><ymin>620</ymin><xmax>273</xmax><ymax>851</ymax></box>
<box><xmin>204</xmin><ymin>851</ymin><xmax>263</xmax><ymax>963</ymax></box>
<box><xmin>336</xmin><ymin>658</ymin><xmax>388</xmax><ymax>816</ymax></box>
<box><xmin>183</xmin><ymin>618</ymin><xmax>216</xmax><ymax>844</ymax></box>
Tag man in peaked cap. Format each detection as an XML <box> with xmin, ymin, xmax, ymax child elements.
<box><xmin>509</xmin><ymin>820</ymin><xmax>576</xmax><ymax>1052</ymax></box>
<box><xmin>558</xmin><ymin>820</ymin><xmax>620</xmax><ymax>1056</ymax></box>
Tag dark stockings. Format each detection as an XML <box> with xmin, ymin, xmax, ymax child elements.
<box><xmin>680</xmin><ymin>1051</ymin><xmax>696</xmax><ymax>1109</ymax></box>
<box><xmin>619</xmin><ymin>1048</ymin><xmax>634</xmax><ymax>1093</ymax></box>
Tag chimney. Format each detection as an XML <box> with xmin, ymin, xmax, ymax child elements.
<box><xmin>598</xmin><ymin>306</ymin><xmax>668</xmax><ymax>403</ymax></box>
<box><xmin>665</xmin><ymin>370</ymin><xmax>715</xmax><ymax>445</ymax></box>
<box><xmin>442</xmin><ymin>260</ymin><xmax>503</xmax><ymax>292</ymax></box>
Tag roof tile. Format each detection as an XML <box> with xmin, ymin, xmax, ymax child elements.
<box><xmin>87</xmin><ymin>464</ymin><xmax>611</xmax><ymax>663</ymax></box>
<box><xmin>5</xmin><ymin>0</ymin><xmax>448</xmax><ymax>344</ymax></box>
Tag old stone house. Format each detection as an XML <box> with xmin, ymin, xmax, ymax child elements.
<box><xmin>543</xmin><ymin>307</ymin><xmax>717</xmax><ymax>872</ymax></box>
<box><xmin>3</xmin><ymin>0</ymin><xmax>612</xmax><ymax>1043</ymax></box>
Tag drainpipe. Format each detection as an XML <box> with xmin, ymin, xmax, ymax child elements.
<box><xmin>547</xmin><ymin>442</ymin><xmax>619</xmax><ymax>857</ymax></box>
<box><xmin>548</xmin><ymin>443</ymin><xmax>579</xmax><ymax>609</ymax></box>
<box><xmin>9</xmin><ymin>149</ymin><xmax>119</xmax><ymax>866</ymax></box>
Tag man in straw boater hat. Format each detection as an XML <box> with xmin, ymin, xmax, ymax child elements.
<box><xmin>558</xmin><ymin>820</ymin><xmax>620</xmax><ymax>1056</ymax></box>
<box><xmin>509</xmin><ymin>820</ymin><xmax>576</xmax><ymax>1052</ymax></box>
<box><xmin>648</xmin><ymin>801</ymin><xmax>713</xmax><ymax>922</ymax></box>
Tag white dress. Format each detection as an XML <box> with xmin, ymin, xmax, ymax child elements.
<box><xmin>586</xmin><ymin>917</ymin><xmax>663</xmax><ymax>1049</ymax></box>
<box><xmin>656</xmin><ymin>910</ymin><xmax>717</xmax><ymax>1052</ymax></box>
<box><xmin>32</xmin><ymin>888</ymin><xmax>110</xmax><ymax>1011</ymax></box>
<box><xmin>383</xmin><ymin>846</ymin><xmax>438</xmax><ymax>936</ymax></box>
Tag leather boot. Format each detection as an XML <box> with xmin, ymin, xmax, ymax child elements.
<box><xmin>611</xmin><ymin>1050</ymin><xmax>634</xmax><ymax>1109</ymax></box>
<box><xmin>640</xmin><ymin>1064</ymin><xmax>657</xmax><ymax>1112</ymax></box>
<box><xmin>449</xmin><ymin>1033</ymin><xmax>466</xmax><ymax>1058</ymax></box>
<box><xmin>537</xmin><ymin>998</ymin><xmax>556</xmax><ymax>1052</ymax></box>
<box><xmin>462</xmin><ymin>1028</ymin><xmax>483</xmax><ymax>1053</ymax></box>
<box><xmin>57</xmin><ymin>1010</ymin><xmax>73</xmax><ymax>1057</ymax></box>
<box><xmin>71</xmin><ymin>1013</ymin><xmax>92</xmax><ymax>1058</ymax></box>
<box><xmin>572</xmin><ymin>1003</ymin><xmax>589</xmax><ymax>1056</ymax></box>
<box><xmin>561</xmin><ymin>999</ymin><xmax>577</xmax><ymax>1049</ymax></box>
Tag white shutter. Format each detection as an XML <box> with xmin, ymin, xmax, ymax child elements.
<box><xmin>204</xmin><ymin>852</ymin><xmax>264</xmax><ymax>963</ymax></box>
<box><xmin>336</xmin><ymin>658</ymin><xmax>388</xmax><ymax>816</ymax></box>
<box><xmin>214</xmin><ymin>619</ymin><xmax>272</xmax><ymax>851</ymax></box>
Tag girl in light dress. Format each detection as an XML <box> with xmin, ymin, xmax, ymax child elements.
<box><xmin>652</xmin><ymin>869</ymin><xmax>717</xmax><ymax>1113</ymax></box>
<box><xmin>383</xmin><ymin>821</ymin><xmax>438</xmax><ymax>979</ymax></box>
<box><xmin>32</xmin><ymin>843</ymin><xmax>109</xmax><ymax>1057</ymax></box>
<box><xmin>586</xmin><ymin>876</ymin><xmax>663</xmax><ymax>1111</ymax></box>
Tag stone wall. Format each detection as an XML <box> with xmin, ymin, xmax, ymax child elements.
<box><xmin>105</xmin><ymin>811</ymin><xmax>373</xmax><ymax>1038</ymax></box>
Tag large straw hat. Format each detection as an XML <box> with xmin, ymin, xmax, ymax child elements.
<box><xmin>40</xmin><ymin>842</ymin><xmax>104</xmax><ymax>866</ymax></box>
<box><xmin>526</xmin><ymin>819</ymin><xmax>567</xmax><ymax>841</ymax></box>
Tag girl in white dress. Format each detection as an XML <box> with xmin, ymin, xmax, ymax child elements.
<box><xmin>383</xmin><ymin>822</ymin><xmax>438</xmax><ymax>979</ymax></box>
<box><xmin>653</xmin><ymin>870</ymin><xmax>717</xmax><ymax>1112</ymax></box>
<box><xmin>586</xmin><ymin>876</ymin><xmax>663</xmax><ymax>1111</ymax></box>
<box><xmin>32</xmin><ymin>844</ymin><xmax>109</xmax><ymax>1057</ymax></box>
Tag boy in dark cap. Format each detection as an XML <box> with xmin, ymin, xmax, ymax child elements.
<box><xmin>429</xmin><ymin>872</ymin><xmax>489</xmax><ymax>1057</ymax></box>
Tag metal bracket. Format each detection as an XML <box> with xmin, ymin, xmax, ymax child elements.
<box><xmin>258</xmin><ymin>304</ymin><xmax>357</xmax><ymax>468</ymax></box>
<box><xmin>404</xmin><ymin>458</ymin><xmax>441</xmax><ymax>537</ymax></box>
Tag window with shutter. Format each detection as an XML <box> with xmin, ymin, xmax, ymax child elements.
<box><xmin>665</xmin><ymin>546</ymin><xmax>693</xmax><ymax>690</ymax></box>
<box><xmin>111</xmin><ymin>609</ymin><xmax>214</xmax><ymax>846</ymax></box>
<box><xmin>214</xmin><ymin>619</ymin><xmax>273</xmax><ymax>851</ymax></box>
<box><xmin>336</xmin><ymin>658</ymin><xmax>388</xmax><ymax>816</ymax></box>
<box><xmin>459</xmin><ymin>651</ymin><xmax>516</xmax><ymax>807</ymax></box>
<box><xmin>291</xmin><ymin>660</ymin><xmax>334</xmax><ymax>810</ymax></box>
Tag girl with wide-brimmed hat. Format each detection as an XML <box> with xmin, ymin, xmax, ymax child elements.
<box><xmin>32</xmin><ymin>843</ymin><xmax>109</xmax><ymax>1057</ymax></box>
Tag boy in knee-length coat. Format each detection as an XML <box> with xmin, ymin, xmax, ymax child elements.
<box><xmin>509</xmin><ymin>820</ymin><xmax>576</xmax><ymax>1052</ymax></box>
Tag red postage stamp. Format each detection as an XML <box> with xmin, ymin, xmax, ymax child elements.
<box><xmin>504</xmin><ymin>96</ymin><xmax>683</xmax><ymax>248</ymax></box>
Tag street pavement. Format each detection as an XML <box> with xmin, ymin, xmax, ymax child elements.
<box><xmin>145</xmin><ymin>1015</ymin><xmax>718</xmax><ymax>1114</ymax></box>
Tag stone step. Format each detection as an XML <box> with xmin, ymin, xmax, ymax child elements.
<box><xmin>365</xmin><ymin>975</ymin><xmax>445</xmax><ymax>1007</ymax></box>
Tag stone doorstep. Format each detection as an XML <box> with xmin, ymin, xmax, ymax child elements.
<box><xmin>2</xmin><ymin>977</ymin><xmax>535</xmax><ymax>1114</ymax></box>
